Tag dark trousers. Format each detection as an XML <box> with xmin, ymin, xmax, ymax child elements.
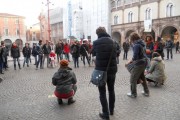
<box><xmin>167</xmin><ymin>48</ymin><xmax>173</xmax><ymax>59</ymax></box>
<box><xmin>36</xmin><ymin>55</ymin><xmax>43</xmax><ymax>68</ymax></box>
<box><xmin>123</xmin><ymin>51</ymin><xmax>128</xmax><ymax>60</ymax></box>
<box><xmin>57</xmin><ymin>53</ymin><xmax>63</xmax><ymax>62</ymax></box>
<box><xmin>98</xmin><ymin>74</ymin><xmax>116</xmax><ymax>117</ymax></box>
<box><xmin>65</xmin><ymin>53</ymin><xmax>70</xmax><ymax>61</ymax></box>
<box><xmin>73</xmin><ymin>57</ymin><xmax>79</xmax><ymax>68</ymax></box>
<box><xmin>130</xmin><ymin>65</ymin><xmax>149</xmax><ymax>96</ymax></box>
<box><xmin>0</xmin><ymin>59</ymin><xmax>3</xmax><ymax>71</ymax></box>
<box><xmin>82</xmin><ymin>55</ymin><xmax>90</xmax><ymax>66</ymax></box>
<box><xmin>3</xmin><ymin>56</ymin><xmax>8</xmax><ymax>69</ymax></box>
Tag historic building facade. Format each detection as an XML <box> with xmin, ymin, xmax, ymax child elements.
<box><xmin>0</xmin><ymin>13</ymin><xmax>26</xmax><ymax>49</ymax></box>
<box><xmin>111</xmin><ymin>0</ymin><xmax>180</xmax><ymax>45</ymax></box>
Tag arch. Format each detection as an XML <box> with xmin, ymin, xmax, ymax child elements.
<box><xmin>4</xmin><ymin>39</ymin><xmax>12</xmax><ymax>50</ymax></box>
<box><xmin>161</xmin><ymin>26</ymin><xmax>179</xmax><ymax>43</ymax></box>
<box><xmin>15</xmin><ymin>39</ymin><xmax>23</xmax><ymax>50</ymax></box>
<box><xmin>112</xmin><ymin>32</ymin><xmax>121</xmax><ymax>45</ymax></box>
<box><xmin>125</xmin><ymin>29</ymin><xmax>135</xmax><ymax>39</ymax></box>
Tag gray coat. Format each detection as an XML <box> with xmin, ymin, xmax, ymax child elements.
<box><xmin>52</xmin><ymin>67</ymin><xmax>77</xmax><ymax>94</ymax></box>
<box><xmin>146</xmin><ymin>56</ymin><xmax>166</xmax><ymax>83</ymax></box>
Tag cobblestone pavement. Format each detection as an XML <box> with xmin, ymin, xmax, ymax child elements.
<box><xmin>0</xmin><ymin>50</ymin><xmax>180</xmax><ymax>120</ymax></box>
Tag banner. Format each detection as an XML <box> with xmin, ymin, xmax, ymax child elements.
<box><xmin>144</xmin><ymin>20</ymin><xmax>152</xmax><ymax>32</ymax></box>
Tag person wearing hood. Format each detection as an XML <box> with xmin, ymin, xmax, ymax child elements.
<box><xmin>11</xmin><ymin>42</ymin><xmax>21</xmax><ymax>70</ymax></box>
<box><xmin>127</xmin><ymin>33</ymin><xmax>149</xmax><ymax>98</ymax></box>
<box><xmin>146</xmin><ymin>52</ymin><xmax>166</xmax><ymax>86</ymax></box>
<box><xmin>52</xmin><ymin>59</ymin><xmax>77</xmax><ymax>105</ymax></box>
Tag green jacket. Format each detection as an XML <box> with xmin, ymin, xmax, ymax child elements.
<box><xmin>52</xmin><ymin>67</ymin><xmax>77</xmax><ymax>94</ymax></box>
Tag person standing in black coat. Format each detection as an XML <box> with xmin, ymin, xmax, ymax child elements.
<box><xmin>123</xmin><ymin>40</ymin><xmax>130</xmax><ymax>60</ymax></box>
<box><xmin>71</xmin><ymin>41</ymin><xmax>80</xmax><ymax>68</ymax></box>
<box><xmin>11</xmin><ymin>42</ymin><xmax>21</xmax><ymax>70</ymax></box>
<box><xmin>42</xmin><ymin>40</ymin><xmax>51</xmax><ymax>68</ymax></box>
<box><xmin>55</xmin><ymin>40</ymin><xmax>64</xmax><ymax>62</ymax></box>
<box><xmin>165</xmin><ymin>38</ymin><xmax>174</xmax><ymax>60</ymax></box>
<box><xmin>22</xmin><ymin>43</ymin><xmax>31</xmax><ymax>67</ymax></box>
<box><xmin>92</xmin><ymin>27</ymin><xmax>117</xmax><ymax>120</ymax></box>
<box><xmin>176</xmin><ymin>41</ymin><xmax>180</xmax><ymax>53</ymax></box>
<box><xmin>80</xmin><ymin>40</ymin><xmax>90</xmax><ymax>67</ymax></box>
<box><xmin>0</xmin><ymin>42</ymin><xmax>4</xmax><ymax>74</ymax></box>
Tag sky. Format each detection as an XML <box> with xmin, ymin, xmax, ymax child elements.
<box><xmin>0</xmin><ymin>0</ymin><xmax>64</xmax><ymax>27</ymax></box>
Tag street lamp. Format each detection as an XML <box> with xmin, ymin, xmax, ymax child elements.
<box><xmin>42</xmin><ymin>0</ymin><xmax>54</xmax><ymax>41</ymax></box>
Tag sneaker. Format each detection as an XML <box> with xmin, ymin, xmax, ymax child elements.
<box><xmin>99</xmin><ymin>113</ymin><xmax>110</xmax><ymax>120</ymax></box>
<box><xmin>141</xmin><ymin>91</ymin><xmax>149</xmax><ymax>97</ymax></box>
<box><xmin>110</xmin><ymin>111</ymin><xmax>114</xmax><ymax>115</ymax></box>
<box><xmin>36</xmin><ymin>68</ymin><xmax>38</xmax><ymax>70</ymax></box>
<box><xmin>127</xmin><ymin>92</ymin><xmax>137</xmax><ymax>98</ymax></box>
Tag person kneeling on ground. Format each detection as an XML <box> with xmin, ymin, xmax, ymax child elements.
<box><xmin>145</xmin><ymin>52</ymin><xmax>166</xmax><ymax>86</ymax></box>
<box><xmin>52</xmin><ymin>59</ymin><xmax>77</xmax><ymax>105</ymax></box>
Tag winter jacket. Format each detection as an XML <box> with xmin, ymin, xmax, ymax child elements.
<box><xmin>132</xmin><ymin>39</ymin><xmax>147</xmax><ymax>66</ymax></box>
<box><xmin>165</xmin><ymin>40</ymin><xmax>173</xmax><ymax>49</ymax></box>
<box><xmin>55</xmin><ymin>43</ymin><xmax>64</xmax><ymax>54</ymax></box>
<box><xmin>52</xmin><ymin>67</ymin><xmax>77</xmax><ymax>94</ymax></box>
<box><xmin>42</xmin><ymin>44</ymin><xmax>51</xmax><ymax>54</ymax></box>
<box><xmin>36</xmin><ymin>45</ymin><xmax>43</xmax><ymax>56</ymax></box>
<box><xmin>71</xmin><ymin>44</ymin><xmax>80</xmax><ymax>58</ymax></box>
<box><xmin>80</xmin><ymin>44</ymin><xmax>89</xmax><ymax>56</ymax></box>
<box><xmin>146</xmin><ymin>56</ymin><xmax>166</xmax><ymax>84</ymax></box>
<box><xmin>123</xmin><ymin>42</ymin><xmax>130</xmax><ymax>52</ymax></box>
<box><xmin>11</xmin><ymin>46</ymin><xmax>20</xmax><ymax>58</ymax></box>
<box><xmin>32</xmin><ymin>46</ymin><xmax>38</xmax><ymax>56</ymax></box>
<box><xmin>22</xmin><ymin>47</ymin><xmax>31</xmax><ymax>58</ymax></box>
<box><xmin>92</xmin><ymin>33</ymin><xmax>117</xmax><ymax>74</ymax></box>
<box><xmin>63</xmin><ymin>44</ymin><xmax>70</xmax><ymax>54</ymax></box>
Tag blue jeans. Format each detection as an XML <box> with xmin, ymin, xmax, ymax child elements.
<box><xmin>73</xmin><ymin>57</ymin><xmax>79</xmax><ymax>68</ymax></box>
<box><xmin>23</xmin><ymin>57</ymin><xmax>30</xmax><ymax>66</ymax></box>
<box><xmin>98</xmin><ymin>73</ymin><xmax>116</xmax><ymax>117</ymax></box>
<box><xmin>36</xmin><ymin>55</ymin><xmax>43</xmax><ymax>68</ymax></box>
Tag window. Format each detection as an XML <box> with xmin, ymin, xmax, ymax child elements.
<box><xmin>145</xmin><ymin>8</ymin><xmax>151</xmax><ymax>20</ymax></box>
<box><xmin>4</xmin><ymin>18</ymin><xmax>8</xmax><ymax>25</ymax></box>
<box><xmin>15</xmin><ymin>19</ymin><xmax>19</xmax><ymax>24</ymax></box>
<box><xmin>4</xmin><ymin>29</ymin><xmax>9</xmax><ymax>36</ymax></box>
<box><xmin>166</xmin><ymin>3</ymin><xmax>173</xmax><ymax>17</ymax></box>
<box><xmin>128</xmin><ymin>12</ymin><xmax>133</xmax><ymax>23</ymax></box>
<box><xmin>114</xmin><ymin>15</ymin><xmax>118</xmax><ymax>25</ymax></box>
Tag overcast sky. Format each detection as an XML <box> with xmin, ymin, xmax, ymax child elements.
<box><xmin>0</xmin><ymin>0</ymin><xmax>64</xmax><ymax>27</ymax></box>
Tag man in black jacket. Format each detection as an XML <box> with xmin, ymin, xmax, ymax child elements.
<box><xmin>80</xmin><ymin>40</ymin><xmax>90</xmax><ymax>66</ymax></box>
<box><xmin>92</xmin><ymin>27</ymin><xmax>117</xmax><ymax>120</ymax></box>
<box><xmin>165</xmin><ymin>38</ymin><xmax>173</xmax><ymax>60</ymax></box>
<box><xmin>22</xmin><ymin>43</ymin><xmax>31</xmax><ymax>67</ymax></box>
<box><xmin>42</xmin><ymin>40</ymin><xmax>51</xmax><ymax>68</ymax></box>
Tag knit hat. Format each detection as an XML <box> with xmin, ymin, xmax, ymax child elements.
<box><xmin>60</xmin><ymin>59</ymin><xmax>69</xmax><ymax>67</ymax></box>
<box><xmin>96</xmin><ymin>27</ymin><xmax>106</xmax><ymax>35</ymax></box>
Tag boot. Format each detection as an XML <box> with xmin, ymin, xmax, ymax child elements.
<box><xmin>14</xmin><ymin>64</ymin><xmax>16</xmax><ymax>70</ymax></box>
<box><xmin>57</xmin><ymin>98</ymin><xmax>63</xmax><ymax>105</ymax></box>
<box><xmin>68</xmin><ymin>98</ymin><xmax>75</xmax><ymax>105</ymax></box>
<box><xmin>18</xmin><ymin>64</ymin><xmax>21</xmax><ymax>69</ymax></box>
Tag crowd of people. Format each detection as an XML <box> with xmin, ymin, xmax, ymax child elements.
<box><xmin>0</xmin><ymin>26</ymin><xmax>179</xmax><ymax>120</ymax></box>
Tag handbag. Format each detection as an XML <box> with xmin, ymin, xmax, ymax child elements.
<box><xmin>91</xmin><ymin>42</ymin><xmax>115</xmax><ymax>86</ymax></box>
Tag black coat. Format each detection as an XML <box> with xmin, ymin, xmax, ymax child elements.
<box><xmin>42</xmin><ymin>44</ymin><xmax>51</xmax><ymax>54</ymax></box>
<box><xmin>22</xmin><ymin>47</ymin><xmax>31</xmax><ymax>57</ymax></box>
<box><xmin>55</xmin><ymin>43</ymin><xmax>64</xmax><ymax>54</ymax></box>
<box><xmin>80</xmin><ymin>44</ymin><xmax>89</xmax><ymax>56</ymax></box>
<box><xmin>11</xmin><ymin>46</ymin><xmax>20</xmax><ymax>58</ymax></box>
<box><xmin>92</xmin><ymin>33</ymin><xmax>117</xmax><ymax>74</ymax></box>
<box><xmin>71</xmin><ymin>44</ymin><xmax>80</xmax><ymax>58</ymax></box>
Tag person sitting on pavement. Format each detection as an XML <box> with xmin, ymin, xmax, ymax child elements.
<box><xmin>145</xmin><ymin>52</ymin><xmax>166</xmax><ymax>86</ymax></box>
<box><xmin>52</xmin><ymin>59</ymin><xmax>77</xmax><ymax>105</ymax></box>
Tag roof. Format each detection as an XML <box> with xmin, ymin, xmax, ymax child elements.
<box><xmin>0</xmin><ymin>13</ymin><xmax>25</xmax><ymax>18</ymax></box>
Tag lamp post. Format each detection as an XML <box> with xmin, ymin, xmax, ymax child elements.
<box><xmin>42</xmin><ymin>0</ymin><xmax>53</xmax><ymax>41</ymax></box>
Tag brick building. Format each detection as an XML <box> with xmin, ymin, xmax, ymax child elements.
<box><xmin>0</xmin><ymin>13</ymin><xmax>26</xmax><ymax>49</ymax></box>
